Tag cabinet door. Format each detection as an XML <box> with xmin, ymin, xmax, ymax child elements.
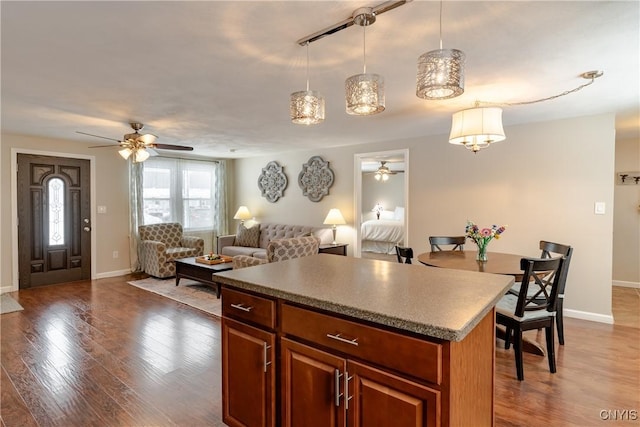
<box><xmin>280</xmin><ymin>338</ymin><xmax>347</xmax><ymax>427</ymax></box>
<box><xmin>222</xmin><ymin>318</ymin><xmax>275</xmax><ymax>427</ymax></box>
<box><xmin>348</xmin><ymin>360</ymin><xmax>441</xmax><ymax>427</ymax></box>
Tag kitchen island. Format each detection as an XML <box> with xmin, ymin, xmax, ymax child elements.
<box><xmin>214</xmin><ymin>254</ymin><xmax>514</xmax><ymax>427</ymax></box>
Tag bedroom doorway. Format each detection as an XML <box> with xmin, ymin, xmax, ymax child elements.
<box><xmin>354</xmin><ymin>149</ymin><xmax>409</xmax><ymax>258</ymax></box>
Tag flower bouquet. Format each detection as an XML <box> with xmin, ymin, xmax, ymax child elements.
<box><xmin>465</xmin><ymin>221</ymin><xmax>507</xmax><ymax>262</ymax></box>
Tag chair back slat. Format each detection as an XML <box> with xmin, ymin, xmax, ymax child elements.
<box><xmin>515</xmin><ymin>257</ymin><xmax>564</xmax><ymax>318</ymax></box>
<box><xmin>540</xmin><ymin>241</ymin><xmax>573</xmax><ymax>297</ymax></box>
<box><xmin>395</xmin><ymin>246</ymin><xmax>413</xmax><ymax>264</ymax></box>
<box><xmin>429</xmin><ymin>236</ymin><xmax>466</xmax><ymax>252</ymax></box>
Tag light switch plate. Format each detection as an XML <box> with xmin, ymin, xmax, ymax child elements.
<box><xmin>98</xmin><ymin>205</ymin><xmax>107</xmax><ymax>214</ymax></box>
<box><xmin>594</xmin><ymin>202</ymin><xmax>605</xmax><ymax>215</ymax></box>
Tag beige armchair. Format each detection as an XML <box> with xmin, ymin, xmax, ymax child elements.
<box><xmin>139</xmin><ymin>223</ymin><xmax>204</xmax><ymax>278</ymax></box>
<box><xmin>232</xmin><ymin>235</ymin><xmax>320</xmax><ymax>269</ymax></box>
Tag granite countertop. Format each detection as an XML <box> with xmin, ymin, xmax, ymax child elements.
<box><xmin>214</xmin><ymin>254</ymin><xmax>514</xmax><ymax>342</ymax></box>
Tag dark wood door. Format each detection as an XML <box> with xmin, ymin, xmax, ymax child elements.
<box><xmin>348</xmin><ymin>360</ymin><xmax>441</xmax><ymax>427</ymax></box>
<box><xmin>280</xmin><ymin>338</ymin><xmax>346</xmax><ymax>427</ymax></box>
<box><xmin>17</xmin><ymin>154</ymin><xmax>91</xmax><ymax>288</ymax></box>
<box><xmin>222</xmin><ymin>318</ymin><xmax>275</xmax><ymax>427</ymax></box>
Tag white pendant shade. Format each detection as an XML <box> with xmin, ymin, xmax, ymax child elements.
<box><xmin>133</xmin><ymin>148</ymin><xmax>150</xmax><ymax>163</ymax></box>
<box><xmin>449</xmin><ymin>107</ymin><xmax>506</xmax><ymax>152</ymax></box>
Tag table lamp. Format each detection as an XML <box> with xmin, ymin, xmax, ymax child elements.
<box><xmin>323</xmin><ymin>208</ymin><xmax>346</xmax><ymax>245</ymax></box>
<box><xmin>233</xmin><ymin>206</ymin><xmax>252</xmax><ymax>224</ymax></box>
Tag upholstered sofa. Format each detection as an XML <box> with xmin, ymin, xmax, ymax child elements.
<box><xmin>232</xmin><ymin>235</ymin><xmax>320</xmax><ymax>269</ymax></box>
<box><xmin>139</xmin><ymin>222</ymin><xmax>204</xmax><ymax>278</ymax></box>
<box><xmin>217</xmin><ymin>223</ymin><xmax>332</xmax><ymax>259</ymax></box>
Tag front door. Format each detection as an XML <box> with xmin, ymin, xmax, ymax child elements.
<box><xmin>17</xmin><ymin>154</ymin><xmax>91</xmax><ymax>288</ymax></box>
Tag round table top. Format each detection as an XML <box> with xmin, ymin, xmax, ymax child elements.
<box><xmin>417</xmin><ymin>250</ymin><xmax>526</xmax><ymax>277</ymax></box>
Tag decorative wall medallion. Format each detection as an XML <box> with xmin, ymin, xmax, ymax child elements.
<box><xmin>258</xmin><ymin>161</ymin><xmax>288</xmax><ymax>203</ymax></box>
<box><xmin>298</xmin><ymin>156</ymin><xmax>335</xmax><ymax>202</ymax></box>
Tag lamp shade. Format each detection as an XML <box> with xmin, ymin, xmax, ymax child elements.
<box><xmin>233</xmin><ymin>206</ymin><xmax>252</xmax><ymax>221</ymax></box>
<box><xmin>118</xmin><ymin>147</ymin><xmax>133</xmax><ymax>160</ymax></box>
<box><xmin>449</xmin><ymin>107</ymin><xmax>506</xmax><ymax>152</ymax></box>
<box><xmin>345</xmin><ymin>73</ymin><xmax>385</xmax><ymax>115</ymax></box>
<box><xmin>133</xmin><ymin>149</ymin><xmax>150</xmax><ymax>163</ymax></box>
<box><xmin>323</xmin><ymin>208</ymin><xmax>346</xmax><ymax>225</ymax></box>
<box><xmin>290</xmin><ymin>90</ymin><xmax>325</xmax><ymax>125</ymax></box>
<box><xmin>416</xmin><ymin>48</ymin><xmax>465</xmax><ymax>100</ymax></box>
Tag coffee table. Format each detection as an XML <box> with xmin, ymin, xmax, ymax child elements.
<box><xmin>175</xmin><ymin>257</ymin><xmax>233</xmax><ymax>298</ymax></box>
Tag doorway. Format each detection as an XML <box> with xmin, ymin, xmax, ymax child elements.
<box><xmin>16</xmin><ymin>153</ymin><xmax>92</xmax><ymax>288</ymax></box>
<box><xmin>354</xmin><ymin>149</ymin><xmax>409</xmax><ymax>258</ymax></box>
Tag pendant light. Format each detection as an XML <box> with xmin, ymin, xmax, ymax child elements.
<box><xmin>449</xmin><ymin>106</ymin><xmax>505</xmax><ymax>153</ymax></box>
<box><xmin>345</xmin><ymin>7</ymin><xmax>385</xmax><ymax>115</ymax></box>
<box><xmin>290</xmin><ymin>42</ymin><xmax>325</xmax><ymax>125</ymax></box>
<box><xmin>416</xmin><ymin>0</ymin><xmax>465</xmax><ymax>100</ymax></box>
<box><xmin>449</xmin><ymin>71</ymin><xmax>603</xmax><ymax>153</ymax></box>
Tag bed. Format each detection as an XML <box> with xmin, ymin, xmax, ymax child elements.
<box><xmin>361</xmin><ymin>207</ymin><xmax>405</xmax><ymax>254</ymax></box>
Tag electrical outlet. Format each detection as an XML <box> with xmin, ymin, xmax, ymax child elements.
<box><xmin>112</xmin><ymin>251</ymin><xmax>119</xmax><ymax>259</ymax></box>
<box><xmin>98</xmin><ymin>205</ymin><xmax>107</xmax><ymax>214</ymax></box>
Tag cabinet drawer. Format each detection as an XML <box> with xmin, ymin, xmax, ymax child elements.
<box><xmin>281</xmin><ymin>303</ymin><xmax>442</xmax><ymax>385</ymax></box>
<box><xmin>222</xmin><ymin>287</ymin><xmax>276</xmax><ymax>330</ymax></box>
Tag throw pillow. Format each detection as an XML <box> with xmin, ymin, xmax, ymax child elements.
<box><xmin>236</xmin><ymin>223</ymin><xmax>260</xmax><ymax>248</ymax></box>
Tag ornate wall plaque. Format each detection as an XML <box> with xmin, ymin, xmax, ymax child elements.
<box><xmin>298</xmin><ymin>156</ymin><xmax>334</xmax><ymax>202</ymax></box>
<box><xmin>258</xmin><ymin>161</ymin><xmax>288</xmax><ymax>203</ymax></box>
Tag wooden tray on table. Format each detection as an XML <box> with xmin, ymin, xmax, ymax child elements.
<box><xmin>195</xmin><ymin>254</ymin><xmax>233</xmax><ymax>265</ymax></box>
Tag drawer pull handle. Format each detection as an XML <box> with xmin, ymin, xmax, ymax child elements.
<box><xmin>334</xmin><ymin>369</ymin><xmax>343</xmax><ymax>407</ymax></box>
<box><xmin>230</xmin><ymin>303</ymin><xmax>253</xmax><ymax>312</ymax></box>
<box><xmin>263</xmin><ymin>343</ymin><xmax>272</xmax><ymax>373</ymax></box>
<box><xmin>326</xmin><ymin>333</ymin><xmax>359</xmax><ymax>346</ymax></box>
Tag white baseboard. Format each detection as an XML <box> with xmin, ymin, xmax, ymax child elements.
<box><xmin>96</xmin><ymin>269</ymin><xmax>132</xmax><ymax>279</ymax></box>
<box><xmin>0</xmin><ymin>285</ymin><xmax>15</xmax><ymax>294</ymax></box>
<box><xmin>564</xmin><ymin>308</ymin><xmax>614</xmax><ymax>325</ymax></box>
<box><xmin>613</xmin><ymin>280</ymin><xmax>640</xmax><ymax>289</ymax></box>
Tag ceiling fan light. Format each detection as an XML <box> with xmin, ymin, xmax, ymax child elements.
<box><xmin>416</xmin><ymin>48</ymin><xmax>465</xmax><ymax>100</ymax></box>
<box><xmin>382</xmin><ymin>173</ymin><xmax>389</xmax><ymax>181</ymax></box>
<box><xmin>118</xmin><ymin>147</ymin><xmax>133</xmax><ymax>160</ymax></box>
<box><xmin>345</xmin><ymin>73</ymin><xmax>385</xmax><ymax>115</ymax></box>
<box><xmin>449</xmin><ymin>107</ymin><xmax>506</xmax><ymax>152</ymax></box>
<box><xmin>138</xmin><ymin>133</ymin><xmax>157</xmax><ymax>145</ymax></box>
<box><xmin>290</xmin><ymin>90</ymin><xmax>325</xmax><ymax>125</ymax></box>
<box><xmin>133</xmin><ymin>148</ymin><xmax>150</xmax><ymax>163</ymax></box>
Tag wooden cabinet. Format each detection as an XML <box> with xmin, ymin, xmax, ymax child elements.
<box><xmin>280</xmin><ymin>337</ymin><xmax>440</xmax><ymax>427</ymax></box>
<box><xmin>222</xmin><ymin>286</ymin><xmax>496</xmax><ymax>427</ymax></box>
<box><xmin>222</xmin><ymin>288</ymin><xmax>276</xmax><ymax>427</ymax></box>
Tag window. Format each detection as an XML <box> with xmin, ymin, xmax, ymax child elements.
<box><xmin>142</xmin><ymin>157</ymin><xmax>218</xmax><ymax>231</ymax></box>
<box><xmin>48</xmin><ymin>177</ymin><xmax>65</xmax><ymax>245</ymax></box>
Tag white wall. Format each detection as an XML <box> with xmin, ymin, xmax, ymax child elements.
<box><xmin>233</xmin><ymin>114</ymin><xmax>616</xmax><ymax>322</ymax></box>
<box><xmin>362</xmin><ymin>172</ymin><xmax>405</xmax><ymax>221</ymax></box>
<box><xmin>613</xmin><ymin>137</ymin><xmax>640</xmax><ymax>286</ymax></box>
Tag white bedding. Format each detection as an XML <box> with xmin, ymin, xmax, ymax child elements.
<box><xmin>361</xmin><ymin>219</ymin><xmax>405</xmax><ymax>254</ymax></box>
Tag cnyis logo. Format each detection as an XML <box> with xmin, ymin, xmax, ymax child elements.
<box><xmin>599</xmin><ymin>409</ymin><xmax>638</xmax><ymax>421</ymax></box>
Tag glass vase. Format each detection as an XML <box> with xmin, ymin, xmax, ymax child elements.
<box><xmin>476</xmin><ymin>244</ymin><xmax>488</xmax><ymax>262</ymax></box>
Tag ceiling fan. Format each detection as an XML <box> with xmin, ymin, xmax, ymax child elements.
<box><xmin>366</xmin><ymin>161</ymin><xmax>402</xmax><ymax>181</ymax></box>
<box><xmin>77</xmin><ymin>122</ymin><xmax>193</xmax><ymax>163</ymax></box>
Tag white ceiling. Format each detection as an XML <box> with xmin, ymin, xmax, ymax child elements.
<box><xmin>2</xmin><ymin>1</ymin><xmax>638</xmax><ymax>159</ymax></box>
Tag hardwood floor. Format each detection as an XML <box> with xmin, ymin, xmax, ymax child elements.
<box><xmin>1</xmin><ymin>277</ymin><xmax>638</xmax><ymax>426</ymax></box>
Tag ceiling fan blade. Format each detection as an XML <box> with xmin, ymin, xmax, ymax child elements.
<box><xmin>76</xmin><ymin>131</ymin><xmax>122</xmax><ymax>142</ymax></box>
<box><xmin>88</xmin><ymin>144</ymin><xmax>125</xmax><ymax>148</ymax></box>
<box><xmin>151</xmin><ymin>143</ymin><xmax>194</xmax><ymax>151</ymax></box>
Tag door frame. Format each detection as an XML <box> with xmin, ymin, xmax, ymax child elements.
<box><xmin>353</xmin><ymin>148</ymin><xmax>409</xmax><ymax>258</ymax></box>
<box><xmin>9</xmin><ymin>148</ymin><xmax>97</xmax><ymax>292</ymax></box>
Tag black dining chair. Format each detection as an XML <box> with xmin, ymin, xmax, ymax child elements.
<box><xmin>429</xmin><ymin>236</ymin><xmax>466</xmax><ymax>252</ymax></box>
<box><xmin>496</xmin><ymin>256</ymin><xmax>565</xmax><ymax>381</ymax></box>
<box><xmin>507</xmin><ymin>241</ymin><xmax>573</xmax><ymax>345</ymax></box>
<box><xmin>395</xmin><ymin>246</ymin><xmax>413</xmax><ymax>264</ymax></box>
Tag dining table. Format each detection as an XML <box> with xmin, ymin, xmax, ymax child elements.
<box><xmin>417</xmin><ymin>250</ymin><xmax>546</xmax><ymax>356</ymax></box>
